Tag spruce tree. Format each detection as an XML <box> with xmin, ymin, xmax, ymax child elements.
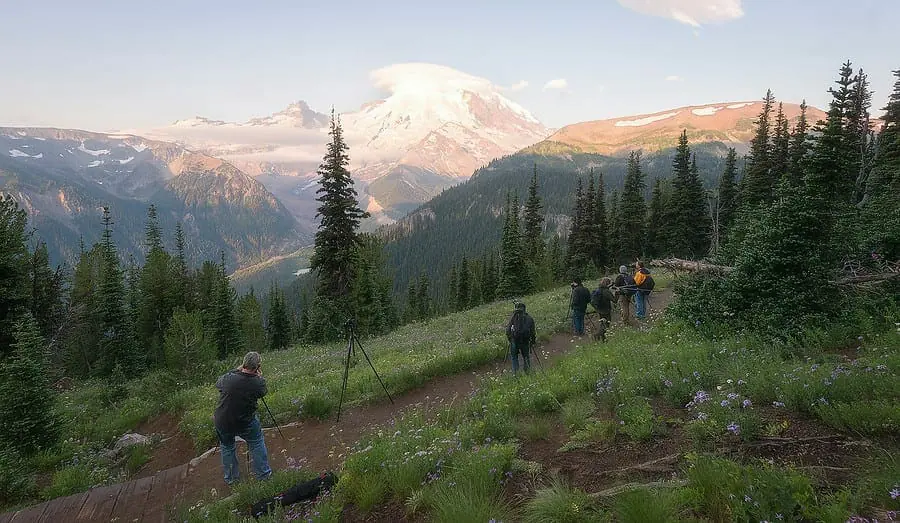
<box><xmin>457</xmin><ymin>255</ymin><xmax>471</xmax><ymax>310</ymax></box>
<box><xmin>0</xmin><ymin>314</ymin><xmax>59</xmax><ymax>455</ymax></box>
<box><xmin>847</xmin><ymin>68</ymin><xmax>874</xmax><ymax>205</ymax></box>
<box><xmin>310</xmin><ymin>110</ymin><xmax>368</xmax><ymax>303</ymax></box>
<box><xmin>163</xmin><ymin>307</ymin><xmax>214</xmax><ymax>373</ymax></box>
<box><xmin>608</xmin><ymin>190</ymin><xmax>622</xmax><ymax>263</ymax></box>
<box><xmin>446</xmin><ymin>265</ymin><xmax>458</xmax><ymax>312</ymax></box>
<box><xmin>27</xmin><ymin>241</ymin><xmax>64</xmax><ymax>342</ymax></box>
<box><xmin>417</xmin><ymin>272</ymin><xmax>432</xmax><ymax>319</ymax></box>
<box><xmin>788</xmin><ymin>101</ymin><xmax>811</xmax><ymax>183</ymax></box>
<box><xmin>592</xmin><ymin>170</ymin><xmax>609</xmax><ymax>268</ymax></box>
<box><xmin>565</xmin><ymin>179</ymin><xmax>589</xmax><ymax>277</ymax></box>
<box><xmin>138</xmin><ymin>206</ymin><xmax>175</xmax><ymax>367</ymax></box>
<box><xmin>522</xmin><ymin>165</ymin><xmax>545</xmax><ymax>262</ymax></box>
<box><xmin>646</xmin><ymin>178</ymin><xmax>667</xmax><ymax>258</ymax></box>
<box><xmin>266</xmin><ymin>284</ymin><xmax>291</xmax><ymax>351</ymax></box>
<box><xmin>98</xmin><ymin>207</ymin><xmax>141</xmax><ymax>377</ymax></box>
<box><xmin>547</xmin><ymin>235</ymin><xmax>564</xmax><ymax>283</ymax></box>
<box><xmin>0</xmin><ymin>195</ymin><xmax>30</xmax><ymax>358</ymax></box>
<box><xmin>741</xmin><ymin>90</ymin><xmax>776</xmax><ymax>208</ymax></box>
<box><xmin>861</xmin><ymin>69</ymin><xmax>900</xmax><ymax>259</ymax></box>
<box><xmin>66</xmin><ymin>244</ymin><xmax>103</xmax><ymax>377</ymax></box>
<box><xmin>771</xmin><ymin>102</ymin><xmax>791</xmax><ymax>181</ymax></box>
<box><xmin>212</xmin><ymin>253</ymin><xmax>241</xmax><ymax>358</ymax></box>
<box><xmin>406</xmin><ymin>282</ymin><xmax>419</xmax><ymax>322</ymax></box>
<box><xmin>497</xmin><ymin>193</ymin><xmax>525</xmax><ymax>298</ymax></box>
<box><xmin>237</xmin><ymin>289</ymin><xmax>266</xmax><ymax>351</ymax></box>
<box><xmin>716</xmin><ymin>148</ymin><xmax>739</xmax><ymax>250</ymax></box>
<box><xmin>173</xmin><ymin>222</ymin><xmax>191</xmax><ymax>310</ymax></box>
<box><xmin>619</xmin><ymin>151</ymin><xmax>647</xmax><ymax>261</ymax></box>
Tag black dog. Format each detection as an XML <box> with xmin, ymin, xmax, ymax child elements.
<box><xmin>249</xmin><ymin>471</ymin><xmax>338</xmax><ymax>519</ymax></box>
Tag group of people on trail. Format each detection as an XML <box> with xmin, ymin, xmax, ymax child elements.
<box><xmin>504</xmin><ymin>262</ymin><xmax>655</xmax><ymax>375</ymax></box>
<box><xmin>572</xmin><ymin>261</ymin><xmax>655</xmax><ymax>337</ymax></box>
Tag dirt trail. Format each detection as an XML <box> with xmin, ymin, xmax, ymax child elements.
<box><xmin>2</xmin><ymin>289</ymin><xmax>674</xmax><ymax>522</ymax></box>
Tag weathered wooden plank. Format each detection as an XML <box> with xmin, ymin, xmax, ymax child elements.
<box><xmin>39</xmin><ymin>491</ymin><xmax>89</xmax><ymax>522</ymax></box>
<box><xmin>8</xmin><ymin>500</ymin><xmax>50</xmax><ymax>522</ymax></box>
<box><xmin>74</xmin><ymin>483</ymin><xmax>124</xmax><ymax>521</ymax></box>
<box><xmin>141</xmin><ymin>465</ymin><xmax>188</xmax><ymax>523</ymax></box>
<box><xmin>0</xmin><ymin>509</ymin><xmax>17</xmax><ymax>523</ymax></box>
<box><xmin>108</xmin><ymin>475</ymin><xmax>154</xmax><ymax>522</ymax></box>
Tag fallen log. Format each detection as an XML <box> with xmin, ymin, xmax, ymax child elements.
<box><xmin>647</xmin><ymin>258</ymin><xmax>733</xmax><ymax>274</ymax></box>
<box><xmin>832</xmin><ymin>272</ymin><xmax>900</xmax><ymax>285</ymax></box>
<box><xmin>589</xmin><ymin>479</ymin><xmax>688</xmax><ymax>499</ymax></box>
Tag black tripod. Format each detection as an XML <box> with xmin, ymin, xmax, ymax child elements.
<box><xmin>336</xmin><ymin>319</ymin><xmax>394</xmax><ymax>422</ymax></box>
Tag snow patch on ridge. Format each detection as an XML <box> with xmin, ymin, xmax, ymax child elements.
<box><xmin>78</xmin><ymin>143</ymin><xmax>111</xmax><ymax>156</ymax></box>
<box><xmin>119</xmin><ymin>156</ymin><xmax>134</xmax><ymax>165</ymax></box>
<box><xmin>727</xmin><ymin>102</ymin><xmax>753</xmax><ymax>109</ymax></box>
<box><xmin>692</xmin><ymin>106</ymin><xmax>722</xmax><ymax>116</ymax></box>
<box><xmin>9</xmin><ymin>149</ymin><xmax>30</xmax><ymax>158</ymax></box>
<box><xmin>615</xmin><ymin>112</ymin><xmax>679</xmax><ymax>127</ymax></box>
<box><xmin>131</xmin><ymin>143</ymin><xmax>148</xmax><ymax>152</ymax></box>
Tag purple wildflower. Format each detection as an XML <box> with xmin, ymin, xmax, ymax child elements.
<box><xmin>890</xmin><ymin>487</ymin><xmax>900</xmax><ymax>500</ymax></box>
<box><xmin>663</xmin><ymin>379</ymin><xmax>673</xmax><ymax>388</ymax></box>
<box><xmin>693</xmin><ymin>390</ymin><xmax>710</xmax><ymax>404</ymax></box>
<box><xmin>773</xmin><ymin>401</ymin><xmax>785</xmax><ymax>408</ymax></box>
<box><xmin>727</xmin><ymin>422</ymin><xmax>741</xmax><ymax>435</ymax></box>
<box><xmin>721</xmin><ymin>399</ymin><xmax>730</xmax><ymax>407</ymax></box>
<box><xmin>742</xmin><ymin>399</ymin><xmax>752</xmax><ymax>408</ymax></box>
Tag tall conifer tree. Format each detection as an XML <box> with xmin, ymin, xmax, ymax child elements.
<box><xmin>310</xmin><ymin>110</ymin><xmax>368</xmax><ymax>301</ymax></box>
<box><xmin>619</xmin><ymin>151</ymin><xmax>647</xmax><ymax>260</ymax></box>
<box><xmin>741</xmin><ymin>90</ymin><xmax>776</xmax><ymax>207</ymax></box>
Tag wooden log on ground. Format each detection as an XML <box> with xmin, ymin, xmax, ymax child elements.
<box><xmin>648</xmin><ymin>258</ymin><xmax>733</xmax><ymax>274</ymax></box>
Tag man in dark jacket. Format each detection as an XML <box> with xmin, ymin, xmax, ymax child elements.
<box><xmin>506</xmin><ymin>302</ymin><xmax>536</xmax><ymax>375</ymax></box>
<box><xmin>570</xmin><ymin>278</ymin><xmax>592</xmax><ymax>336</ymax></box>
<box><xmin>613</xmin><ymin>265</ymin><xmax>634</xmax><ymax>325</ymax></box>
<box><xmin>591</xmin><ymin>277</ymin><xmax>615</xmax><ymax>341</ymax></box>
<box><xmin>214</xmin><ymin>351</ymin><xmax>272</xmax><ymax>485</ymax></box>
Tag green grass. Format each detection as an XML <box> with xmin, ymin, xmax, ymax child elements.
<box><xmin>523</xmin><ymin>477</ymin><xmax>598</xmax><ymax>523</ymax></box>
<box><xmin>42</xmin><ymin>281</ymin><xmax>900</xmax><ymax>521</ymax></box>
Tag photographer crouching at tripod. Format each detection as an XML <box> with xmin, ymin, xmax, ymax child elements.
<box><xmin>506</xmin><ymin>302</ymin><xmax>536</xmax><ymax>376</ymax></box>
<box><xmin>214</xmin><ymin>351</ymin><xmax>273</xmax><ymax>486</ymax></box>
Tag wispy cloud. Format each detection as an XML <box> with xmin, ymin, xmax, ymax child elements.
<box><xmin>665</xmin><ymin>75</ymin><xmax>683</xmax><ymax>82</ymax></box>
<box><xmin>543</xmin><ymin>78</ymin><xmax>568</xmax><ymax>91</ymax></box>
<box><xmin>510</xmin><ymin>80</ymin><xmax>529</xmax><ymax>91</ymax></box>
<box><xmin>616</xmin><ymin>0</ymin><xmax>744</xmax><ymax>27</ymax></box>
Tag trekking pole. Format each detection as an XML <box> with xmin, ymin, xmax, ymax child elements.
<box><xmin>260</xmin><ymin>397</ymin><xmax>285</xmax><ymax>440</ymax></box>
<box><xmin>530</xmin><ymin>340</ymin><xmax>546</xmax><ymax>374</ymax></box>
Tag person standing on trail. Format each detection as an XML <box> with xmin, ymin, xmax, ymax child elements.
<box><xmin>506</xmin><ymin>302</ymin><xmax>536</xmax><ymax>375</ymax></box>
<box><xmin>214</xmin><ymin>351</ymin><xmax>272</xmax><ymax>485</ymax></box>
<box><xmin>633</xmin><ymin>261</ymin><xmax>654</xmax><ymax>320</ymax></box>
<box><xmin>613</xmin><ymin>265</ymin><xmax>635</xmax><ymax>325</ymax></box>
<box><xmin>570</xmin><ymin>278</ymin><xmax>591</xmax><ymax>336</ymax></box>
<box><xmin>590</xmin><ymin>277</ymin><xmax>615</xmax><ymax>341</ymax></box>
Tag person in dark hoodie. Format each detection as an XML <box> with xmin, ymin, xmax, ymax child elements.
<box><xmin>613</xmin><ymin>265</ymin><xmax>634</xmax><ymax>325</ymax></box>
<box><xmin>506</xmin><ymin>302</ymin><xmax>536</xmax><ymax>375</ymax></box>
<box><xmin>590</xmin><ymin>277</ymin><xmax>615</xmax><ymax>341</ymax></box>
<box><xmin>214</xmin><ymin>351</ymin><xmax>272</xmax><ymax>485</ymax></box>
<box><xmin>570</xmin><ymin>278</ymin><xmax>592</xmax><ymax>336</ymax></box>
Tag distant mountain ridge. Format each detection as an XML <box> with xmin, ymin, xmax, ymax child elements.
<box><xmin>530</xmin><ymin>101</ymin><xmax>828</xmax><ymax>156</ymax></box>
<box><xmin>142</xmin><ymin>63</ymin><xmax>551</xmax><ymax>229</ymax></box>
<box><xmin>0</xmin><ymin>127</ymin><xmax>308</xmax><ymax>268</ymax></box>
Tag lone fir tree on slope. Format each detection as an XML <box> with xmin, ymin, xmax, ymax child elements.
<box><xmin>310</xmin><ymin>110</ymin><xmax>369</xmax><ymax>300</ymax></box>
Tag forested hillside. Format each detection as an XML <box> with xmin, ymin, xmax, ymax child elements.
<box><xmin>382</xmin><ymin>142</ymin><xmax>730</xmax><ymax>297</ymax></box>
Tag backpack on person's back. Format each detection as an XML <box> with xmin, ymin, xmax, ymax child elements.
<box><xmin>507</xmin><ymin>309</ymin><xmax>532</xmax><ymax>344</ymax></box>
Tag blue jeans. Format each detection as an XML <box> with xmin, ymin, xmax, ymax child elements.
<box><xmin>510</xmin><ymin>340</ymin><xmax>531</xmax><ymax>375</ymax></box>
<box><xmin>572</xmin><ymin>310</ymin><xmax>585</xmax><ymax>335</ymax></box>
<box><xmin>216</xmin><ymin>416</ymin><xmax>272</xmax><ymax>484</ymax></box>
<box><xmin>635</xmin><ymin>292</ymin><xmax>647</xmax><ymax>319</ymax></box>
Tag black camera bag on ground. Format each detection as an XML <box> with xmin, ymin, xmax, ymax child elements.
<box><xmin>249</xmin><ymin>471</ymin><xmax>338</xmax><ymax>519</ymax></box>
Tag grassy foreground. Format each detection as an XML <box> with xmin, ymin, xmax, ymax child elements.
<box><xmin>16</xmin><ymin>286</ymin><xmax>574</xmax><ymax>507</ymax></box>
<box><xmin>180</xmin><ymin>285</ymin><xmax>899</xmax><ymax>522</ymax></box>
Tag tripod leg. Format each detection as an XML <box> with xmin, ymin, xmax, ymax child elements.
<box><xmin>336</xmin><ymin>337</ymin><xmax>354</xmax><ymax>422</ymax></box>
<box><xmin>354</xmin><ymin>334</ymin><xmax>395</xmax><ymax>405</ymax></box>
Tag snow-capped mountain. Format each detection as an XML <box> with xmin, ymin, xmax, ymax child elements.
<box><xmin>143</xmin><ymin>63</ymin><xmax>551</xmax><ymax>227</ymax></box>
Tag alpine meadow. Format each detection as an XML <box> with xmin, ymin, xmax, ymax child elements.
<box><xmin>1</xmin><ymin>2</ymin><xmax>899</xmax><ymax>522</ymax></box>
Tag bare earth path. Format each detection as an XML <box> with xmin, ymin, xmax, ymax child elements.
<box><xmin>1</xmin><ymin>289</ymin><xmax>673</xmax><ymax>522</ymax></box>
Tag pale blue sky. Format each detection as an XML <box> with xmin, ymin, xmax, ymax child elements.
<box><xmin>1</xmin><ymin>0</ymin><xmax>897</xmax><ymax>131</ymax></box>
